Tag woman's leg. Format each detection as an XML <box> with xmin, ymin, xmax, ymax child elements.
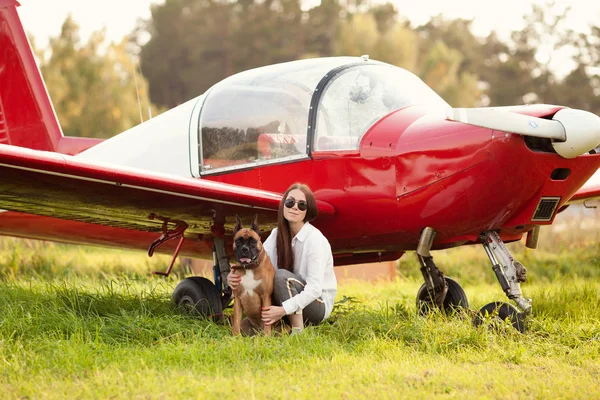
<box><xmin>272</xmin><ymin>269</ymin><xmax>325</xmax><ymax>327</ymax></box>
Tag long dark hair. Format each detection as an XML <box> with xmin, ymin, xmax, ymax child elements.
<box><xmin>276</xmin><ymin>183</ymin><xmax>318</xmax><ymax>271</ymax></box>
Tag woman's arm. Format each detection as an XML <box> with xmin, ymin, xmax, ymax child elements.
<box><xmin>281</xmin><ymin>234</ymin><xmax>331</xmax><ymax>315</ymax></box>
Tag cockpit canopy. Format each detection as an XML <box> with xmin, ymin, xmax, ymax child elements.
<box><xmin>199</xmin><ymin>57</ymin><xmax>448</xmax><ymax>174</ymax></box>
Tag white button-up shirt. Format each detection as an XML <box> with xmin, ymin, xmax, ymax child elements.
<box><xmin>263</xmin><ymin>222</ymin><xmax>337</xmax><ymax>320</ymax></box>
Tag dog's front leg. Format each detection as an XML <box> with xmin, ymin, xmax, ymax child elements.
<box><xmin>261</xmin><ymin>294</ymin><xmax>272</xmax><ymax>336</ymax></box>
<box><xmin>232</xmin><ymin>294</ymin><xmax>243</xmax><ymax>336</ymax></box>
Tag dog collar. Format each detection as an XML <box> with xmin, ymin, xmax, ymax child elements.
<box><xmin>232</xmin><ymin>250</ymin><xmax>266</xmax><ymax>271</ymax></box>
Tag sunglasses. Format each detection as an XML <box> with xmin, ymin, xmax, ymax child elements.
<box><xmin>284</xmin><ymin>197</ymin><xmax>308</xmax><ymax>211</ymax></box>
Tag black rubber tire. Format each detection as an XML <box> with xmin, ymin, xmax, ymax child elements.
<box><xmin>171</xmin><ymin>277</ymin><xmax>223</xmax><ymax>321</ymax></box>
<box><xmin>416</xmin><ymin>277</ymin><xmax>469</xmax><ymax>315</ymax></box>
<box><xmin>473</xmin><ymin>301</ymin><xmax>526</xmax><ymax>332</ymax></box>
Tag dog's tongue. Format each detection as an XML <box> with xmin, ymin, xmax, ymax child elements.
<box><xmin>240</xmin><ymin>257</ymin><xmax>252</xmax><ymax>264</ymax></box>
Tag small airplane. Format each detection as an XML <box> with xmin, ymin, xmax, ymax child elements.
<box><xmin>1</xmin><ymin>2</ymin><xmax>599</xmax><ymax>331</ymax></box>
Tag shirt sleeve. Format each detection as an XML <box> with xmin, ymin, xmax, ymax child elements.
<box><xmin>282</xmin><ymin>234</ymin><xmax>331</xmax><ymax>315</ymax></box>
<box><xmin>263</xmin><ymin>229</ymin><xmax>278</xmax><ymax>269</ymax></box>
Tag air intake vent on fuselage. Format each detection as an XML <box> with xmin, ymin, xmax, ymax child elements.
<box><xmin>531</xmin><ymin>197</ymin><xmax>561</xmax><ymax>222</ymax></box>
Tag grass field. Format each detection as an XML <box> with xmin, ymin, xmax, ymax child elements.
<box><xmin>0</xmin><ymin>211</ymin><xmax>598</xmax><ymax>399</ymax></box>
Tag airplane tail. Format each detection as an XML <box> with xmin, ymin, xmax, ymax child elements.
<box><xmin>0</xmin><ymin>1</ymin><xmax>101</xmax><ymax>155</ymax></box>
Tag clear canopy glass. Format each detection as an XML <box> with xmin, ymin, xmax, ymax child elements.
<box><xmin>315</xmin><ymin>63</ymin><xmax>448</xmax><ymax>151</ymax></box>
<box><xmin>198</xmin><ymin>57</ymin><xmax>448</xmax><ymax>173</ymax></box>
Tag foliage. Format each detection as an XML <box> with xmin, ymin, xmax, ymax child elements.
<box><xmin>303</xmin><ymin>0</ymin><xmax>342</xmax><ymax>58</ymax></box>
<box><xmin>335</xmin><ymin>12</ymin><xmax>418</xmax><ymax>72</ymax></box>
<box><xmin>139</xmin><ymin>0</ymin><xmax>306</xmax><ymax>109</ymax></box>
<box><xmin>0</xmin><ymin>238</ymin><xmax>177</xmax><ymax>280</ymax></box>
<box><xmin>37</xmin><ymin>16</ymin><xmax>160</xmax><ymax>138</ymax></box>
<box><xmin>418</xmin><ymin>40</ymin><xmax>480</xmax><ymax>107</ymax></box>
<box><xmin>133</xmin><ymin>0</ymin><xmax>600</xmax><ymax>113</ymax></box>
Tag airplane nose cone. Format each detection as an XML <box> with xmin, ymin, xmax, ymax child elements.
<box><xmin>552</xmin><ymin>109</ymin><xmax>600</xmax><ymax>158</ymax></box>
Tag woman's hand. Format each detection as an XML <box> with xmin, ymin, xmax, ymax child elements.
<box><xmin>261</xmin><ymin>306</ymin><xmax>286</xmax><ymax>326</ymax></box>
<box><xmin>227</xmin><ymin>269</ymin><xmax>241</xmax><ymax>291</ymax></box>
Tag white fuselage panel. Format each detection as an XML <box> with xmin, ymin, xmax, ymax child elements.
<box><xmin>76</xmin><ymin>96</ymin><xmax>203</xmax><ymax>177</ymax></box>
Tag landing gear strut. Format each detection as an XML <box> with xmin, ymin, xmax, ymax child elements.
<box><xmin>212</xmin><ymin>233</ymin><xmax>234</xmax><ymax>309</ymax></box>
<box><xmin>475</xmin><ymin>231</ymin><xmax>531</xmax><ymax>332</ymax></box>
<box><xmin>415</xmin><ymin>227</ymin><xmax>468</xmax><ymax>313</ymax></box>
<box><xmin>170</xmin><ymin>220</ymin><xmax>232</xmax><ymax>320</ymax></box>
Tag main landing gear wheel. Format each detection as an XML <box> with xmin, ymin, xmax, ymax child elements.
<box><xmin>171</xmin><ymin>277</ymin><xmax>223</xmax><ymax>322</ymax></box>
<box><xmin>416</xmin><ymin>277</ymin><xmax>469</xmax><ymax>315</ymax></box>
<box><xmin>473</xmin><ymin>301</ymin><xmax>525</xmax><ymax>333</ymax></box>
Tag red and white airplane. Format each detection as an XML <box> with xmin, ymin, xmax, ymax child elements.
<box><xmin>1</xmin><ymin>1</ymin><xmax>599</xmax><ymax>330</ymax></box>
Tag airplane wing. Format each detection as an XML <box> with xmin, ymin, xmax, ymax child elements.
<box><xmin>0</xmin><ymin>144</ymin><xmax>336</xmax><ymax>243</ymax></box>
<box><xmin>567</xmin><ymin>169</ymin><xmax>600</xmax><ymax>203</ymax></box>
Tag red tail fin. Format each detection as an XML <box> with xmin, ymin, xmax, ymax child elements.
<box><xmin>0</xmin><ymin>1</ymin><xmax>101</xmax><ymax>154</ymax></box>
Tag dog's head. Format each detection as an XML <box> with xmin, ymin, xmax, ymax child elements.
<box><xmin>233</xmin><ymin>214</ymin><xmax>262</xmax><ymax>266</ymax></box>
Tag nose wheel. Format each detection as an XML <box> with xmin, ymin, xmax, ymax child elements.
<box><xmin>474</xmin><ymin>301</ymin><xmax>526</xmax><ymax>332</ymax></box>
<box><xmin>479</xmin><ymin>231</ymin><xmax>531</xmax><ymax>331</ymax></box>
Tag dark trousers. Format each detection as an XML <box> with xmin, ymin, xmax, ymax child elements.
<box><xmin>272</xmin><ymin>269</ymin><xmax>325</xmax><ymax>325</ymax></box>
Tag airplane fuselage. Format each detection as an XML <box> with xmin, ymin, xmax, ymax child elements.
<box><xmin>1</xmin><ymin>101</ymin><xmax>598</xmax><ymax>265</ymax></box>
<box><xmin>206</xmin><ymin>105</ymin><xmax>600</xmax><ymax>259</ymax></box>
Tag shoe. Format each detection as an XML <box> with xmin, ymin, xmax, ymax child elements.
<box><xmin>290</xmin><ymin>327</ymin><xmax>304</xmax><ymax>336</ymax></box>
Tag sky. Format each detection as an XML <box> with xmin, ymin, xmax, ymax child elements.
<box><xmin>16</xmin><ymin>0</ymin><xmax>163</xmax><ymax>47</ymax></box>
<box><xmin>13</xmin><ymin>0</ymin><xmax>600</xmax><ymax>77</ymax></box>
<box><xmin>16</xmin><ymin>0</ymin><xmax>600</xmax><ymax>47</ymax></box>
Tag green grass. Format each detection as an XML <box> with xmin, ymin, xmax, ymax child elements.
<box><xmin>0</xmin><ymin>212</ymin><xmax>599</xmax><ymax>399</ymax></box>
<box><xmin>0</xmin><ymin>276</ymin><xmax>598</xmax><ymax>399</ymax></box>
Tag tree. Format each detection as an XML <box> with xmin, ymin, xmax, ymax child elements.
<box><xmin>138</xmin><ymin>0</ymin><xmax>222</xmax><ymax>109</ymax></box>
<box><xmin>335</xmin><ymin>13</ymin><xmax>379</xmax><ymax>56</ymax></box>
<box><xmin>370</xmin><ymin>3</ymin><xmax>399</xmax><ymax>34</ymax></box>
<box><xmin>372</xmin><ymin>22</ymin><xmax>418</xmax><ymax>72</ymax></box>
<box><xmin>136</xmin><ymin>0</ymin><xmax>599</xmax><ymax>114</ymax></box>
<box><xmin>140</xmin><ymin>0</ymin><xmax>305</xmax><ymax>109</ymax></box>
<box><xmin>411</xmin><ymin>16</ymin><xmax>482</xmax><ymax>106</ymax></box>
<box><xmin>229</xmin><ymin>0</ymin><xmax>304</xmax><ymax>70</ymax></box>
<box><xmin>478</xmin><ymin>1</ymin><xmax>597</xmax><ymax>110</ymax></box>
<box><xmin>416</xmin><ymin>16</ymin><xmax>483</xmax><ymax>76</ymax></box>
<box><xmin>335</xmin><ymin>11</ymin><xmax>418</xmax><ymax>72</ymax></box>
<box><xmin>419</xmin><ymin>41</ymin><xmax>479</xmax><ymax>107</ymax></box>
<box><xmin>553</xmin><ymin>66</ymin><xmax>600</xmax><ymax>114</ymax></box>
<box><xmin>39</xmin><ymin>16</ymin><xmax>157</xmax><ymax>138</ymax></box>
<box><xmin>303</xmin><ymin>0</ymin><xmax>342</xmax><ymax>58</ymax></box>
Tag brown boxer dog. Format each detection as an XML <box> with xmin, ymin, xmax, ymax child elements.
<box><xmin>231</xmin><ymin>214</ymin><xmax>275</xmax><ymax>336</ymax></box>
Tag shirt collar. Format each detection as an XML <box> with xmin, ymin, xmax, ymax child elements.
<box><xmin>293</xmin><ymin>221</ymin><xmax>312</xmax><ymax>242</ymax></box>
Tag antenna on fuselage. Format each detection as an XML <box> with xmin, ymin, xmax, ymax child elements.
<box><xmin>136</xmin><ymin>57</ymin><xmax>152</xmax><ymax>120</ymax></box>
<box><xmin>131</xmin><ymin>55</ymin><xmax>144</xmax><ymax>124</ymax></box>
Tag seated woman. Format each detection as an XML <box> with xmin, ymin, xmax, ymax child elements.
<box><xmin>228</xmin><ymin>182</ymin><xmax>337</xmax><ymax>335</ymax></box>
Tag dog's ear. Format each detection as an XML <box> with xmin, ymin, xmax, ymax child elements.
<box><xmin>234</xmin><ymin>215</ymin><xmax>243</xmax><ymax>234</ymax></box>
<box><xmin>251</xmin><ymin>214</ymin><xmax>259</xmax><ymax>233</ymax></box>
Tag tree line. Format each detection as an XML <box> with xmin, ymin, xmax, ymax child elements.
<box><xmin>33</xmin><ymin>0</ymin><xmax>600</xmax><ymax>138</ymax></box>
